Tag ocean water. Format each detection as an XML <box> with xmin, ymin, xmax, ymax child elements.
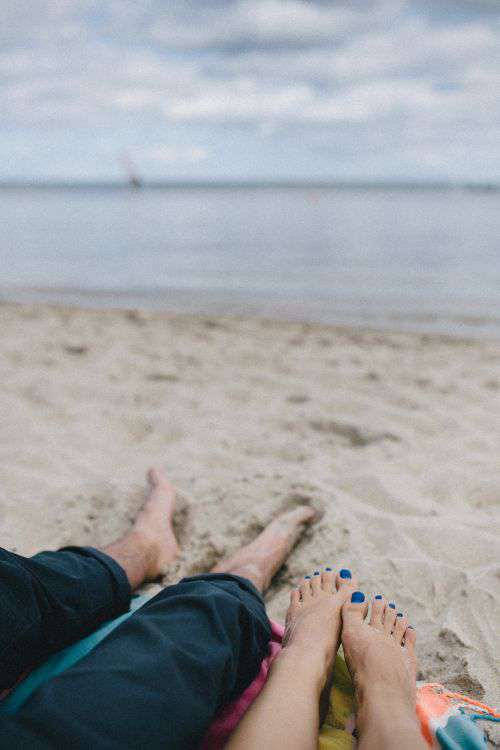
<box><xmin>1</xmin><ymin>184</ymin><xmax>499</xmax><ymax>338</ymax></box>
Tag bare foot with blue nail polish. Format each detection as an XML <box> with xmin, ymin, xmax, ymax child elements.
<box><xmin>341</xmin><ymin>594</ymin><xmax>426</xmax><ymax>750</ymax></box>
<box><xmin>282</xmin><ymin>568</ymin><xmax>357</xmax><ymax>692</ymax></box>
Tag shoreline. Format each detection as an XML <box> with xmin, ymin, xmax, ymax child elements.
<box><xmin>1</xmin><ymin>301</ymin><xmax>499</xmax><ymax>728</ymax></box>
<box><xmin>1</xmin><ymin>286</ymin><xmax>500</xmax><ymax>342</ymax></box>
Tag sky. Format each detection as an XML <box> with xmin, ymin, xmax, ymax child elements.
<box><xmin>1</xmin><ymin>0</ymin><xmax>499</xmax><ymax>183</ymax></box>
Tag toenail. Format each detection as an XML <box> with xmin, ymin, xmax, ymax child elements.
<box><xmin>340</xmin><ymin>569</ymin><xmax>352</xmax><ymax>579</ymax></box>
<box><xmin>407</xmin><ymin>625</ymin><xmax>414</xmax><ymax>629</ymax></box>
<box><xmin>351</xmin><ymin>591</ymin><xmax>365</xmax><ymax>603</ymax></box>
<box><xmin>397</xmin><ymin>612</ymin><xmax>403</xmax><ymax>617</ymax></box>
<box><xmin>389</xmin><ymin>602</ymin><xmax>396</xmax><ymax>609</ymax></box>
<box><xmin>314</xmin><ymin>571</ymin><xmax>320</xmax><ymax>575</ymax></box>
<box><xmin>325</xmin><ymin>567</ymin><xmax>332</xmax><ymax>571</ymax></box>
<box><xmin>375</xmin><ymin>595</ymin><xmax>382</xmax><ymax>600</ymax></box>
<box><xmin>304</xmin><ymin>575</ymin><xmax>311</xmax><ymax>579</ymax></box>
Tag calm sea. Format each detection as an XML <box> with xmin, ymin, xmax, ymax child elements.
<box><xmin>1</xmin><ymin>184</ymin><xmax>499</xmax><ymax>338</ymax></box>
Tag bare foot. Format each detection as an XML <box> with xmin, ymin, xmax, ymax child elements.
<box><xmin>211</xmin><ymin>506</ymin><xmax>316</xmax><ymax>592</ymax></box>
<box><xmin>101</xmin><ymin>468</ymin><xmax>180</xmax><ymax>591</ymax></box>
<box><xmin>282</xmin><ymin>568</ymin><xmax>358</xmax><ymax>693</ymax></box>
<box><xmin>341</xmin><ymin>593</ymin><xmax>426</xmax><ymax>750</ymax></box>
<box><xmin>131</xmin><ymin>468</ymin><xmax>180</xmax><ymax>579</ymax></box>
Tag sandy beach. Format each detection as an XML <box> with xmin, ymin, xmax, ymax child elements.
<box><xmin>1</xmin><ymin>302</ymin><xmax>499</xmax><ymax>736</ymax></box>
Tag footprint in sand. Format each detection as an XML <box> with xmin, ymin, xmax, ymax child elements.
<box><xmin>146</xmin><ymin>372</ymin><xmax>180</xmax><ymax>383</ymax></box>
<box><xmin>63</xmin><ymin>344</ymin><xmax>88</xmax><ymax>356</ymax></box>
<box><xmin>286</xmin><ymin>394</ymin><xmax>310</xmax><ymax>404</ymax></box>
<box><xmin>308</xmin><ymin>419</ymin><xmax>399</xmax><ymax>447</ymax></box>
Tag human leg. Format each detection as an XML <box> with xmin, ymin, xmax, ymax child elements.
<box><xmin>0</xmin><ymin>468</ymin><xmax>179</xmax><ymax>691</ymax></box>
<box><xmin>0</xmin><ymin>545</ymin><xmax>131</xmax><ymax>693</ymax></box>
<box><xmin>101</xmin><ymin>467</ymin><xmax>179</xmax><ymax>589</ymax></box>
<box><xmin>1</xmin><ymin>506</ymin><xmax>314</xmax><ymax>749</ymax></box>
<box><xmin>341</xmin><ymin>593</ymin><xmax>426</xmax><ymax>750</ymax></box>
<box><xmin>226</xmin><ymin>567</ymin><xmax>358</xmax><ymax>750</ymax></box>
<box><xmin>211</xmin><ymin>505</ymin><xmax>316</xmax><ymax>591</ymax></box>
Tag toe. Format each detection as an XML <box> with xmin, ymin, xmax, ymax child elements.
<box><xmin>336</xmin><ymin>568</ymin><xmax>356</xmax><ymax>590</ymax></box>
<box><xmin>290</xmin><ymin>506</ymin><xmax>316</xmax><ymax>526</ymax></box>
<box><xmin>404</xmin><ymin>626</ymin><xmax>418</xmax><ymax>676</ymax></box>
<box><xmin>321</xmin><ymin>567</ymin><xmax>335</xmax><ymax>593</ymax></box>
<box><xmin>369</xmin><ymin>595</ymin><xmax>386</xmax><ymax>629</ymax></box>
<box><xmin>290</xmin><ymin>588</ymin><xmax>301</xmax><ymax>609</ymax></box>
<box><xmin>383</xmin><ymin>602</ymin><xmax>397</xmax><ymax>633</ymax></box>
<box><xmin>146</xmin><ymin>467</ymin><xmax>175</xmax><ymax>497</ymax></box>
<box><xmin>299</xmin><ymin>575</ymin><xmax>313</xmax><ymax>601</ymax></box>
<box><xmin>311</xmin><ymin>569</ymin><xmax>323</xmax><ymax>593</ymax></box>
<box><xmin>342</xmin><ymin>591</ymin><xmax>369</xmax><ymax>624</ymax></box>
<box><xmin>404</xmin><ymin>625</ymin><xmax>416</xmax><ymax>652</ymax></box>
<box><xmin>393</xmin><ymin>612</ymin><xmax>408</xmax><ymax>644</ymax></box>
<box><xmin>285</xmin><ymin>589</ymin><xmax>301</xmax><ymax>627</ymax></box>
<box><xmin>147</xmin><ymin>467</ymin><xmax>164</xmax><ymax>486</ymax></box>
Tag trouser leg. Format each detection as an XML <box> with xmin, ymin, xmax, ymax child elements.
<box><xmin>0</xmin><ymin>574</ymin><xmax>271</xmax><ymax>749</ymax></box>
<box><xmin>0</xmin><ymin>546</ymin><xmax>131</xmax><ymax>691</ymax></box>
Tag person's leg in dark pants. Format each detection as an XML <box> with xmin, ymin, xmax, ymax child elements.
<box><xmin>0</xmin><ymin>504</ymin><xmax>315</xmax><ymax>749</ymax></box>
<box><xmin>0</xmin><ymin>545</ymin><xmax>131</xmax><ymax>693</ymax></box>
<box><xmin>0</xmin><ymin>468</ymin><xmax>179</xmax><ymax>691</ymax></box>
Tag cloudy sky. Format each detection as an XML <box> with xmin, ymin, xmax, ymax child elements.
<box><xmin>1</xmin><ymin>0</ymin><xmax>499</xmax><ymax>182</ymax></box>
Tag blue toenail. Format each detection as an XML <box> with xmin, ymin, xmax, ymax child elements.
<box><xmin>340</xmin><ymin>569</ymin><xmax>352</xmax><ymax>579</ymax></box>
<box><xmin>304</xmin><ymin>575</ymin><xmax>311</xmax><ymax>579</ymax></box>
<box><xmin>407</xmin><ymin>625</ymin><xmax>414</xmax><ymax>629</ymax></box>
<box><xmin>375</xmin><ymin>595</ymin><xmax>383</xmax><ymax>600</ymax></box>
<box><xmin>351</xmin><ymin>591</ymin><xmax>365</xmax><ymax>603</ymax></box>
<box><xmin>325</xmin><ymin>567</ymin><xmax>332</xmax><ymax>571</ymax></box>
<box><xmin>314</xmin><ymin>571</ymin><xmax>320</xmax><ymax>575</ymax></box>
<box><xmin>389</xmin><ymin>602</ymin><xmax>396</xmax><ymax>609</ymax></box>
<box><xmin>397</xmin><ymin>612</ymin><xmax>403</xmax><ymax>617</ymax></box>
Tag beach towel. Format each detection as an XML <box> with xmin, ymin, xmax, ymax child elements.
<box><xmin>1</xmin><ymin>598</ymin><xmax>497</xmax><ymax>749</ymax></box>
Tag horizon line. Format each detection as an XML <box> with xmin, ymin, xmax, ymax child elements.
<box><xmin>0</xmin><ymin>178</ymin><xmax>499</xmax><ymax>190</ymax></box>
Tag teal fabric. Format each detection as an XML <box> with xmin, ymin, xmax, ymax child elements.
<box><xmin>0</xmin><ymin>594</ymin><xmax>150</xmax><ymax>716</ymax></box>
<box><xmin>436</xmin><ymin>715</ymin><xmax>487</xmax><ymax>749</ymax></box>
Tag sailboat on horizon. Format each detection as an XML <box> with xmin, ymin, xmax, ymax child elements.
<box><xmin>120</xmin><ymin>153</ymin><xmax>142</xmax><ymax>189</ymax></box>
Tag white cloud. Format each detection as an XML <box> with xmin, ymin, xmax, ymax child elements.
<box><xmin>165</xmin><ymin>81</ymin><xmax>313</xmax><ymax>122</ymax></box>
<box><xmin>0</xmin><ymin>0</ymin><xmax>499</xmax><ymax>179</ymax></box>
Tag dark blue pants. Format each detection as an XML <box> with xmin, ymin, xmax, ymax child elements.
<box><xmin>0</xmin><ymin>546</ymin><xmax>271</xmax><ymax>749</ymax></box>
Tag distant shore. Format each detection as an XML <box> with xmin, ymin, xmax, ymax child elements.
<box><xmin>1</xmin><ymin>301</ymin><xmax>499</xmax><ymax>729</ymax></box>
<box><xmin>1</xmin><ymin>179</ymin><xmax>499</xmax><ymax>191</ymax></box>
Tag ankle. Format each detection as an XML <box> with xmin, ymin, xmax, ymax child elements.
<box><xmin>356</xmin><ymin>686</ymin><xmax>421</xmax><ymax>748</ymax></box>
<box><xmin>354</xmin><ymin>669</ymin><xmax>416</xmax><ymax>711</ymax></box>
<box><xmin>278</xmin><ymin>642</ymin><xmax>334</xmax><ymax>694</ymax></box>
<box><xmin>272</xmin><ymin>646</ymin><xmax>326</xmax><ymax>697</ymax></box>
<box><xmin>125</xmin><ymin>529</ymin><xmax>160</xmax><ymax>580</ymax></box>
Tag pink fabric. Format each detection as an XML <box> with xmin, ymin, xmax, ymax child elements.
<box><xmin>201</xmin><ymin>620</ymin><xmax>284</xmax><ymax>749</ymax></box>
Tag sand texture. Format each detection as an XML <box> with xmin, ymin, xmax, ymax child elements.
<box><xmin>1</xmin><ymin>302</ymin><xmax>499</xmax><ymax>737</ymax></box>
